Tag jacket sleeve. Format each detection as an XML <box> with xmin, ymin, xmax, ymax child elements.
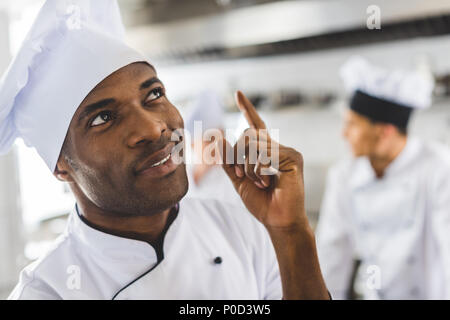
<box><xmin>221</xmin><ymin>201</ymin><xmax>282</xmax><ymax>300</ymax></box>
<box><xmin>246</xmin><ymin>211</ymin><xmax>282</xmax><ymax>300</ymax></box>
<box><xmin>7</xmin><ymin>266</ymin><xmax>61</xmax><ymax>300</ymax></box>
<box><xmin>430</xmin><ymin>160</ymin><xmax>450</xmax><ymax>299</ymax></box>
<box><xmin>315</xmin><ymin>167</ymin><xmax>356</xmax><ymax>300</ymax></box>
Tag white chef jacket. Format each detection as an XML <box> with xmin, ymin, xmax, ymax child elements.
<box><xmin>316</xmin><ymin>137</ymin><xmax>450</xmax><ymax>300</ymax></box>
<box><xmin>9</xmin><ymin>198</ymin><xmax>282</xmax><ymax>299</ymax></box>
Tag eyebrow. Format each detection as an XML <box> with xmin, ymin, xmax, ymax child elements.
<box><xmin>77</xmin><ymin>98</ymin><xmax>116</xmax><ymax>126</ymax></box>
<box><xmin>140</xmin><ymin>77</ymin><xmax>163</xmax><ymax>90</ymax></box>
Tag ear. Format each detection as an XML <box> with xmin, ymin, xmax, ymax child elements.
<box><xmin>382</xmin><ymin>124</ymin><xmax>397</xmax><ymax>138</ymax></box>
<box><xmin>53</xmin><ymin>156</ymin><xmax>75</xmax><ymax>183</ymax></box>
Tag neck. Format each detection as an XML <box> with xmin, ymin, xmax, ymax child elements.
<box><xmin>74</xmin><ymin>191</ymin><xmax>177</xmax><ymax>250</ymax></box>
<box><xmin>369</xmin><ymin>135</ymin><xmax>407</xmax><ymax>178</ymax></box>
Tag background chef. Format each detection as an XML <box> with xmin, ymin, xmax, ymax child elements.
<box><xmin>316</xmin><ymin>56</ymin><xmax>450</xmax><ymax>299</ymax></box>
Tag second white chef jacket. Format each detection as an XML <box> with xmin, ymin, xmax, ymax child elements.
<box><xmin>316</xmin><ymin>137</ymin><xmax>450</xmax><ymax>300</ymax></box>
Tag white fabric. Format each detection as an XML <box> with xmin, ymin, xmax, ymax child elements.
<box><xmin>316</xmin><ymin>138</ymin><xmax>450</xmax><ymax>299</ymax></box>
<box><xmin>0</xmin><ymin>0</ymin><xmax>146</xmax><ymax>171</ymax></box>
<box><xmin>8</xmin><ymin>197</ymin><xmax>282</xmax><ymax>300</ymax></box>
<box><xmin>340</xmin><ymin>56</ymin><xmax>434</xmax><ymax>109</ymax></box>
<box><xmin>185</xmin><ymin>164</ymin><xmax>244</xmax><ymax>208</ymax></box>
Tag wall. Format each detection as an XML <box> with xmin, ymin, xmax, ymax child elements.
<box><xmin>0</xmin><ymin>9</ymin><xmax>24</xmax><ymax>299</ymax></box>
<box><xmin>156</xmin><ymin>35</ymin><xmax>450</xmax><ymax>101</ymax></box>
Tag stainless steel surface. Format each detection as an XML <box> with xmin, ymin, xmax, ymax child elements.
<box><xmin>124</xmin><ymin>0</ymin><xmax>450</xmax><ymax>59</ymax></box>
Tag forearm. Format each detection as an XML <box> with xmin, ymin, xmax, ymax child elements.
<box><xmin>267</xmin><ymin>220</ymin><xmax>330</xmax><ymax>300</ymax></box>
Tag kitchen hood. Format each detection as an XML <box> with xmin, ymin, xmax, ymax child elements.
<box><xmin>121</xmin><ymin>0</ymin><xmax>450</xmax><ymax>63</ymax></box>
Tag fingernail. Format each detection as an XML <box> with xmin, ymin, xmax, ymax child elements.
<box><xmin>261</xmin><ymin>179</ymin><xmax>269</xmax><ymax>187</ymax></box>
<box><xmin>255</xmin><ymin>181</ymin><xmax>265</xmax><ymax>189</ymax></box>
<box><xmin>235</xmin><ymin>166</ymin><xmax>244</xmax><ymax>178</ymax></box>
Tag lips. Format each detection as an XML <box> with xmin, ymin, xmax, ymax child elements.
<box><xmin>135</xmin><ymin>142</ymin><xmax>176</xmax><ymax>175</ymax></box>
<box><xmin>150</xmin><ymin>153</ymin><xmax>171</xmax><ymax>168</ymax></box>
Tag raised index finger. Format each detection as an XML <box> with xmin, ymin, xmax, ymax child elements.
<box><xmin>235</xmin><ymin>90</ymin><xmax>267</xmax><ymax>130</ymax></box>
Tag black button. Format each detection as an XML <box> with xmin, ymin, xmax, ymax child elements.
<box><xmin>214</xmin><ymin>256</ymin><xmax>222</xmax><ymax>264</ymax></box>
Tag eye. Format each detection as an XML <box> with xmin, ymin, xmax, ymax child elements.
<box><xmin>90</xmin><ymin>111</ymin><xmax>113</xmax><ymax>127</ymax></box>
<box><xmin>146</xmin><ymin>87</ymin><xmax>164</xmax><ymax>103</ymax></box>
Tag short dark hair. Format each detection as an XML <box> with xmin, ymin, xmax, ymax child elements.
<box><xmin>396</xmin><ymin>126</ymin><xmax>407</xmax><ymax>136</ymax></box>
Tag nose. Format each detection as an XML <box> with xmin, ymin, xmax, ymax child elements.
<box><xmin>126</xmin><ymin>108</ymin><xmax>168</xmax><ymax>148</ymax></box>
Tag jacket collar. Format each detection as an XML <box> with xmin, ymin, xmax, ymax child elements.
<box><xmin>349</xmin><ymin>137</ymin><xmax>421</xmax><ymax>190</ymax></box>
<box><xmin>384</xmin><ymin>137</ymin><xmax>421</xmax><ymax>178</ymax></box>
<box><xmin>67</xmin><ymin>202</ymin><xmax>184</xmax><ymax>264</ymax></box>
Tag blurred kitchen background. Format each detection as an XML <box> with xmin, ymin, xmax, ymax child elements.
<box><xmin>1</xmin><ymin>0</ymin><xmax>450</xmax><ymax>299</ymax></box>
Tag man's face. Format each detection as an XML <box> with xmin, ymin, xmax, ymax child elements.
<box><xmin>57</xmin><ymin>62</ymin><xmax>188</xmax><ymax>216</ymax></box>
<box><xmin>342</xmin><ymin>110</ymin><xmax>381</xmax><ymax>157</ymax></box>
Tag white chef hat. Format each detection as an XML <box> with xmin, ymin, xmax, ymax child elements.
<box><xmin>340</xmin><ymin>56</ymin><xmax>434</xmax><ymax>129</ymax></box>
<box><xmin>0</xmin><ymin>0</ymin><xmax>147</xmax><ymax>172</ymax></box>
<box><xmin>185</xmin><ymin>90</ymin><xmax>225</xmax><ymax>137</ymax></box>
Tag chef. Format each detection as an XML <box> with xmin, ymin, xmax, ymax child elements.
<box><xmin>316</xmin><ymin>56</ymin><xmax>450</xmax><ymax>299</ymax></box>
<box><xmin>1</xmin><ymin>0</ymin><xmax>329</xmax><ymax>299</ymax></box>
<box><xmin>185</xmin><ymin>89</ymin><xmax>243</xmax><ymax>206</ymax></box>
